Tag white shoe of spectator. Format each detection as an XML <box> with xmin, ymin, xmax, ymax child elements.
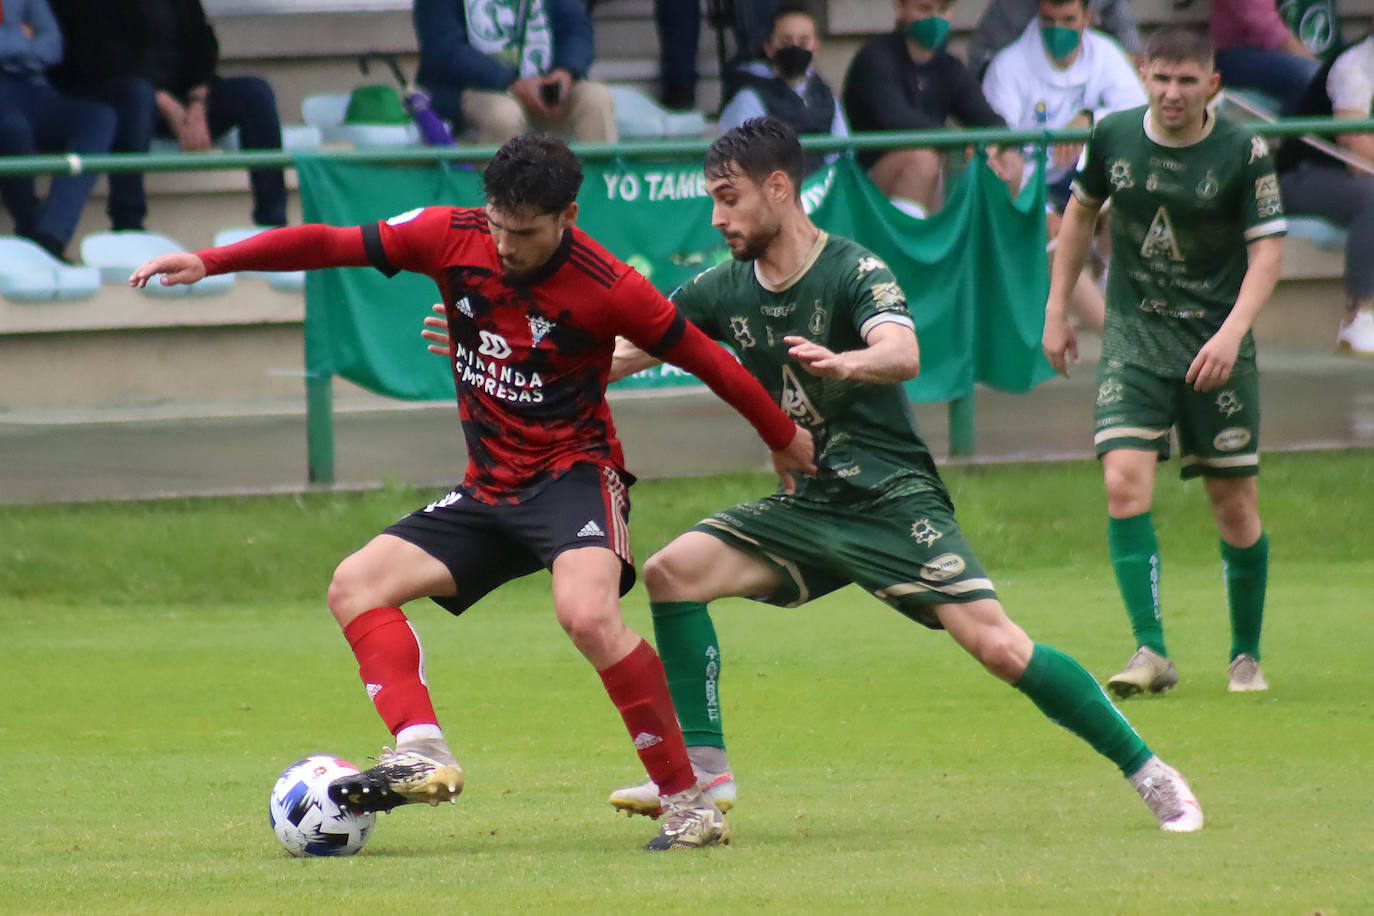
<box><xmin>1336</xmin><ymin>309</ymin><xmax>1374</xmax><ymax>356</ymax></box>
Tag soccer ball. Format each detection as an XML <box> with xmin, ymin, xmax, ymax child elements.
<box><xmin>267</xmin><ymin>755</ymin><xmax>376</xmax><ymax>857</ymax></box>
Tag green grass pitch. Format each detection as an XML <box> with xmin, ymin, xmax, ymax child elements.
<box><xmin>2</xmin><ymin>452</ymin><xmax>1370</xmax><ymax>914</ymax></box>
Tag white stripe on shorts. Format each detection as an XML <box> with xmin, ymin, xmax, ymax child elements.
<box><xmin>875</xmin><ymin>577</ymin><xmax>996</xmax><ymax>600</ymax></box>
<box><xmin>1181</xmin><ymin>453</ymin><xmax>1259</xmax><ymax>469</ymax></box>
<box><xmin>1094</xmin><ymin>425</ymin><xmax>1170</xmax><ymax>445</ymax></box>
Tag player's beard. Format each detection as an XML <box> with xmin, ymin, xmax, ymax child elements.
<box><xmin>725</xmin><ymin>215</ymin><xmax>782</xmax><ymax>262</ymax></box>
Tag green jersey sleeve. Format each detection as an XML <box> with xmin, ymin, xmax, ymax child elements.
<box><xmin>1071</xmin><ymin>117</ymin><xmax>1113</xmax><ymax>207</ymax></box>
<box><xmin>845</xmin><ymin>249</ymin><xmax>915</xmax><ymax>340</ymax></box>
<box><xmin>1239</xmin><ymin>133</ymin><xmax>1288</xmax><ymax>242</ymax></box>
<box><xmin>667</xmin><ymin>265</ymin><xmax>724</xmax><ymax>340</ymax></box>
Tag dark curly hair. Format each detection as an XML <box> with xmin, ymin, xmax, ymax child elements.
<box><xmin>704</xmin><ymin>116</ymin><xmax>805</xmax><ymax>199</ymax></box>
<box><xmin>482</xmin><ymin>134</ymin><xmax>584</xmax><ymax>214</ymax></box>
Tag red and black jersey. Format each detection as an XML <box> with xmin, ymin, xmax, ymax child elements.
<box><xmin>196</xmin><ymin>208</ymin><xmax>796</xmax><ymax>505</ymax></box>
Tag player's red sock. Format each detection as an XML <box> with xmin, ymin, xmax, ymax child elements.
<box><xmin>598</xmin><ymin>639</ymin><xmax>696</xmax><ymax>797</ymax></box>
<box><xmin>342</xmin><ymin>606</ymin><xmax>439</xmax><ymax>735</ymax></box>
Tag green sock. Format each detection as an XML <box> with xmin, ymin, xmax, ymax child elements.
<box><xmin>1015</xmin><ymin>644</ymin><xmax>1153</xmax><ymax>776</ymax></box>
<box><xmin>1222</xmin><ymin>532</ymin><xmax>1268</xmax><ymax>661</ymax></box>
<box><xmin>649</xmin><ymin>601</ymin><xmax>724</xmax><ymax>749</ymax></box>
<box><xmin>1108</xmin><ymin>512</ymin><xmax>1167</xmax><ymax>656</ymax></box>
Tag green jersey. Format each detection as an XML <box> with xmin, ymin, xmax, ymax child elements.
<box><xmin>1072</xmin><ymin>106</ymin><xmax>1287</xmax><ymax>378</ymax></box>
<box><xmin>671</xmin><ymin>232</ymin><xmax>943</xmax><ymax>506</ymax></box>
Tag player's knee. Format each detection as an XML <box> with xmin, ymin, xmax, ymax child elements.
<box><xmin>326</xmin><ymin>557</ymin><xmax>371</xmax><ymax>626</ymax></box>
<box><xmin>554</xmin><ymin>598</ymin><xmax>619</xmax><ymax>653</ymax></box>
<box><xmin>641</xmin><ymin>549</ymin><xmax>690</xmax><ymax>600</ymax></box>
<box><xmin>1103</xmin><ymin>466</ymin><xmax>1150</xmax><ymax>516</ymax></box>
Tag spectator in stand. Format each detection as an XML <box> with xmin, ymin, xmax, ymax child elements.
<box><xmin>718</xmin><ymin>4</ymin><xmax>848</xmax><ymax>175</ymax></box>
<box><xmin>414</xmin><ymin>0</ymin><xmax>616</xmax><ymax>144</ymax></box>
<box><xmin>843</xmin><ymin>0</ymin><xmax>1022</xmax><ymax>218</ymax></box>
<box><xmin>968</xmin><ymin>0</ymin><xmax>1143</xmax><ymax>78</ymax></box>
<box><xmin>655</xmin><ymin>0</ymin><xmax>778</xmax><ymax>111</ymax></box>
<box><xmin>48</xmin><ymin>0</ymin><xmax>288</xmax><ymax>230</ymax></box>
<box><xmin>1211</xmin><ymin>0</ymin><xmax>1323</xmax><ymax>114</ymax></box>
<box><xmin>0</xmin><ymin>0</ymin><xmax>115</xmax><ymax>260</ymax></box>
<box><xmin>1278</xmin><ymin>17</ymin><xmax>1374</xmax><ymax>356</ymax></box>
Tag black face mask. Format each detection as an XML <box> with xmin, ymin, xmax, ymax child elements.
<box><xmin>771</xmin><ymin>45</ymin><xmax>813</xmax><ymax>79</ymax></box>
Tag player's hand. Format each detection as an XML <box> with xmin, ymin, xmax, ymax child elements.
<box><xmin>129</xmin><ymin>252</ymin><xmax>206</xmax><ymax>288</ymax></box>
<box><xmin>770</xmin><ymin>425</ymin><xmax>817</xmax><ymax>494</ymax></box>
<box><xmin>784</xmin><ymin>335</ymin><xmax>850</xmax><ymax>379</ymax></box>
<box><xmin>422</xmin><ymin>303</ymin><xmax>451</xmax><ymax>356</ymax></box>
<box><xmin>1186</xmin><ymin>331</ymin><xmax>1241</xmax><ymax>391</ymax></box>
<box><xmin>1041</xmin><ymin>310</ymin><xmax>1078</xmax><ymax>377</ymax></box>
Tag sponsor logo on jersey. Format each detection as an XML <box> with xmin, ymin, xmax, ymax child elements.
<box><xmin>477</xmin><ymin>330</ymin><xmax>512</xmax><ymax>359</ymax></box>
<box><xmin>834</xmin><ymin>464</ymin><xmax>861</xmax><ymax>478</ymax></box>
<box><xmin>386</xmin><ymin>207</ymin><xmax>423</xmax><ymax>226</ymax></box>
<box><xmin>910</xmin><ymin>518</ymin><xmax>943</xmax><ymax>547</ymax></box>
<box><xmin>1149</xmin><ymin>156</ymin><xmax>1184</xmax><ymax>172</ymax></box>
<box><xmin>453</xmin><ymin>296</ymin><xmax>474</xmax><ymax>318</ymax></box>
<box><xmin>857</xmin><ymin>255</ymin><xmax>887</xmax><ymax>275</ymax></box>
<box><xmin>780</xmin><ymin>363</ymin><xmax>824</xmax><ymax>425</ymax></box>
<box><xmin>1141</xmin><ymin>206</ymin><xmax>1184</xmax><ymax>261</ymax></box>
<box><xmin>527</xmin><ymin>314</ymin><xmax>554</xmax><ymax>347</ymax></box>
<box><xmin>760</xmin><ymin>302</ymin><xmax>795</xmax><ymax>317</ymax></box>
<box><xmin>870</xmin><ymin>281</ymin><xmax>905</xmax><ymax>311</ymax></box>
<box><xmin>1109</xmin><ymin>159</ymin><xmax>1134</xmax><ymax>190</ymax></box>
<box><xmin>1255</xmin><ymin>174</ymin><xmax>1283</xmax><ymax>217</ymax></box>
<box><xmin>1216</xmin><ymin>390</ymin><xmax>1243</xmax><ymax>417</ymax></box>
<box><xmin>729</xmin><ymin>316</ymin><xmax>756</xmax><ymax>349</ymax></box>
<box><xmin>1213</xmin><ymin>427</ymin><xmax>1252</xmax><ymax>451</ymax></box>
<box><xmin>922</xmin><ymin>553</ymin><xmax>967</xmax><ymax>581</ymax></box>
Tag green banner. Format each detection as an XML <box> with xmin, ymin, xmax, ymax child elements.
<box><xmin>295</xmin><ymin>154</ymin><xmax>1052</xmax><ymax>403</ymax></box>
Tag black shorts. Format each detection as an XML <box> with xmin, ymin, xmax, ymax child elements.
<box><xmin>384</xmin><ymin>463</ymin><xmax>636</xmax><ymax>615</ymax></box>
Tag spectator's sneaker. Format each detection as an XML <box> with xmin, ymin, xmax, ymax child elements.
<box><xmin>1336</xmin><ymin>309</ymin><xmax>1374</xmax><ymax>356</ymax></box>
<box><xmin>610</xmin><ymin>771</ymin><xmax>737</xmax><ymax>819</ymax></box>
<box><xmin>1107</xmin><ymin>647</ymin><xmax>1178</xmax><ymax>698</ymax></box>
<box><xmin>1129</xmin><ymin>757</ymin><xmax>1204</xmax><ymax>833</ymax></box>
<box><xmin>327</xmin><ymin>747</ymin><xmax>463</xmax><ymax>813</ymax></box>
<box><xmin>1227</xmin><ymin>653</ymin><xmax>1269</xmax><ymax>692</ymax></box>
<box><xmin>643</xmin><ymin>789</ymin><xmax>731</xmax><ymax>851</ymax></box>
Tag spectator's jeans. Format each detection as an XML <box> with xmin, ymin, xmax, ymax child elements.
<box><xmin>1215</xmin><ymin>47</ymin><xmax>1321</xmax><ymax>115</ymax></box>
<box><xmin>81</xmin><ymin>75</ymin><xmax>287</xmax><ymax>229</ymax></box>
<box><xmin>0</xmin><ymin>74</ymin><xmax>116</xmax><ymax>249</ymax></box>
<box><xmin>1280</xmin><ymin>161</ymin><xmax>1374</xmax><ymax>300</ymax></box>
<box><xmin>428</xmin><ymin>81</ymin><xmax>617</xmax><ymax>145</ymax></box>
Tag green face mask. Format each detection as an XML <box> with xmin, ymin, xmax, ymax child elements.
<box><xmin>905</xmin><ymin>16</ymin><xmax>950</xmax><ymax>51</ymax></box>
<box><xmin>1041</xmin><ymin>25</ymin><xmax>1082</xmax><ymax>59</ymax></box>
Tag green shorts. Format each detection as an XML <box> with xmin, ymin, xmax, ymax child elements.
<box><xmin>690</xmin><ymin>489</ymin><xmax>997</xmax><ymax>629</ymax></box>
<box><xmin>1093</xmin><ymin>360</ymin><xmax>1260</xmax><ymax>479</ymax></box>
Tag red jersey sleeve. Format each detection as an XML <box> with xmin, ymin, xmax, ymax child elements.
<box><xmin>610</xmin><ymin>269</ymin><xmax>796</xmax><ymax>452</ymax></box>
<box><xmin>363</xmin><ymin>206</ymin><xmax>470</xmax><ymax>277</ymax></box>
<box><xmin>196</xmin><ymin>224</ymin><xmax>370</xmax><ymax>274</ymax></box>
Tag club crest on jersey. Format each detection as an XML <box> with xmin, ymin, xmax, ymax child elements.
<box><xmin>528</xmin><ymin>314</ymin><xmax>555</xmax><ymax>347</ymax></box>
<box><xmin>910</xmin><ymin>518</ymin><xmax>943</xmax><ymax>547</ymax></box>
<box><xmin>1216</xmin><ymin>390</ymin><xmax>1243</xmax><ymax>417</ymax></box>
<box><xmin>809</xmin><ymin>302</ymin><xmax>827</xmax><ymax>336</ymax></box>
<box><xmin>1109</xmin><ymin>159</ymin><xmax>1134</xmax><ymax>190</ymax></box>
<box><xmin>1196</xmin><ymin>170</ymin><xmax>1219</xmax><ymax>200</ymax></box>
<box><xmin>729</xmin><ymin>316</ymin><xmax>756</xmax><ymax>348</ymax></box>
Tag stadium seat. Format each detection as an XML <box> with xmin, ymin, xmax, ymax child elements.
<box><xmin>0</xmin><ymin>236</ymin><xmax>101</xmax><ymax>303</ymax></box>
<box><xmin>302</xmin><ymin>92</ymin><xmax>417</xmax><ymax>147</ymax></box>
<box><xmin>79</xmin><ymin>231</ymin><xmax>235</xmax><ymax>297</ymax></box>
<box><xmin>1286</xmin><ymin>216</ymin><xmax>1349</xmax><ymax>251</ymax></box>
<box><xmin>212</xmin><ymin>227</ymin><xmax>306</xmax><ymax>292</ymax></box>
<box><xmin>608</xmin><ymin>85</ymin><xmax>706</xmax><ymax>139</ymax></box>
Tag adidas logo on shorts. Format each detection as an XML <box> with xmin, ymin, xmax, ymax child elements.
<box><xmin>577</xmin><ymin>520</ymin><xmax>604</xmax><ymax>538</ymax></box>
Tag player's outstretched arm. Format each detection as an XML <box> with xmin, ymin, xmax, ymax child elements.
<box><xmin>129</xmin><ymin>253</ymin><xmax>206</xmax><ymax>288</ymax></box>
<box><xmin>611</xmin><ymin>337</ymin><xmax>661</xmax><ymax>383</ymax></box>
<box><xmin>1044</xmin><ymin>196</ymin><xmax>1101</xmax><ymax>377</ymax></box>
<box><xmin>783</xmin><ymin>322</ymin><xmax>919</xmax><ymax>383</ymax></box>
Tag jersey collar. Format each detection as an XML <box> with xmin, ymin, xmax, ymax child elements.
<box><xmin>1142</xmin><ymin>107</ymin><xmax>1216</xmax><ymax>148</ymax></box>
<box><xmin>754</xmin><ymin>230</ymin><xmax>829</xmax><ymax>293</ymax></box>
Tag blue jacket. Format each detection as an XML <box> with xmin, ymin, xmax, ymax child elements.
<box><xmin>0</xmin><ymin>0</ymin><xmax>62</xmax><ymax>78</ymax></box>
<box><xmin>414</xmin><ymin>0</ymin><xmax>596</xmax><ymax>93</ymax></box>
